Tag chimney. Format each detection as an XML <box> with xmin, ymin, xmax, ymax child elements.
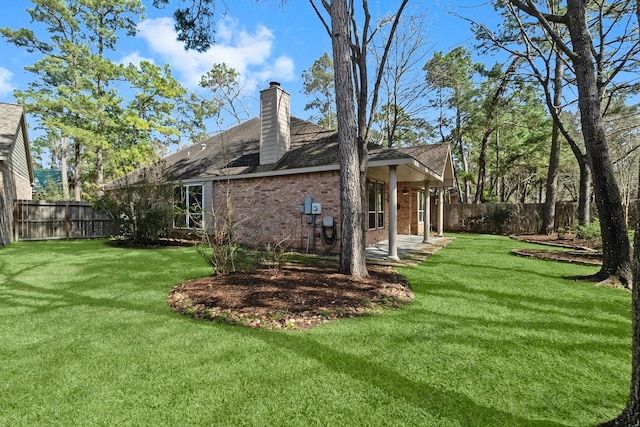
<box><xmin>259</xmin><ymin>82</ymin><xmax>290</xmax><ymax>165</ymax></box>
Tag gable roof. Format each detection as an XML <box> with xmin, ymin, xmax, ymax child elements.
<box><xmin>0</xmin><ymin>103</ymin><xmax>26</xmax><ymax>160</ymax></box>
<box><xmin>0</xmin><ymin>102</ymin><xmax>34</xmax><ymax>182</ymax></box>
<box><xmin>163</xmin><ymin>117</ymin><xmax>340</xmax><ymax>181</ymax></box>
<box><xmin>107</xmin><ymin>116</ymin><xmax>453</xmax><ymax>188</ymax></box>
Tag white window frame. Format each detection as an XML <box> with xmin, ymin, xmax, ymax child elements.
<box><xmin>368</xmin><ymin>180</ymin><xmax>385</xmax><ymax>230</ymax></box>
<box><xmin>174</xmin><ymin>183</ymin><xmax>205</xmax><ymax>229</ymax></box>
<box><xmin>418</xmin><ymin>190</ymin><xmax>425</xmax><ymax>223</ymax></box>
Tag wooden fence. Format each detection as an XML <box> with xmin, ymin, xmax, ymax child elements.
<box><xmin>444</xmin><ymin>202</ymin><xmax>584</xmax><ymax>235</ymax></box>
<box><xmin>13</xmin><ymin>200</ymin><xmax>117</xmax><ymax>241</ymax></box>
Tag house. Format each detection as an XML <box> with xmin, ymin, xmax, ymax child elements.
<box><xmin>0</xmin><ymin>103</ymin><xmax>34</xmax><ymax>246</ymax></box>
<box><xmin>109</xmin><ymin>83</ymin><xmax>455</xmax><ymax>257</ymax></box>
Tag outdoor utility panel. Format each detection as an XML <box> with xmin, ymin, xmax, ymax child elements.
<box><xmin>311</xmin><ymin>202</ymin><xmax>322</xmax><ymax>215</ymax></box>
<box><xmin>304</xmin><ymin>197</ymin><xmax>313</xmax><ymax>215</ymax></box>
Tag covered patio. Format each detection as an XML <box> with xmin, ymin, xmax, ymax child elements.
<box><xmin>367</xmin><ymin>144</ymin><xmax>456</xmax><ymax>260</ymax></box>
<box><xmin>365</xmin><ymin>234</ymin><xmax>451</xmax><ymax>266</ymax></box>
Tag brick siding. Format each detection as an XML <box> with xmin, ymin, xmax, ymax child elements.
<box><xmin>191</xmin><ymin>173</ymin><xmax>427</xmax><ymax>255</ymax></box>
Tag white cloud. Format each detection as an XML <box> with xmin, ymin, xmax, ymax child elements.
<box><xmin>119</xmin><ymin>51</ymin><xmax>155</xmax><ymax>67</ymax></box>
<box><xmin>136</xmin><ymin>17</ymin><xmax>295</xmax><ymax>90</ymax></box>
<box><xmin>0</xmin><ymin>67</ymin><xmax>14</xmax><ymax>96</ymax></box>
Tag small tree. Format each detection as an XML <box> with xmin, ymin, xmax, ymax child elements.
<box><xmin>95</xmin><ymin>163</ymin><xmax>173</xmax><ymax>243</ymax></box>
<box><xmin>196</xmin><ymin>183</ymin><xmax>240</xmax><ymax>276</ymax></box>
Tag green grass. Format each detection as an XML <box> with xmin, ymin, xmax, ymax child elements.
<box><xmin>0</xmin><ymin>235</ymin><xmax>631</xmax><ymax>426</ymax></box>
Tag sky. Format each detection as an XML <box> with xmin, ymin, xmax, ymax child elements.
<box><xmin>0</xmin><ymin>0</ymin><xmax>501</xmax><ymax>135</ymax></box>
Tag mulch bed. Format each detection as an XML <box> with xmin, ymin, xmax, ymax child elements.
<box><xmin>168</xmin><ymin>237</ymin><xmax>455</xmax><ymax>330</ymax></box>
<box><xmin>168</xmin><ymin>264</ymin><xmax>414</xmax><ymax>330</ymax></box>
<box><xmin>511</xmin><ymin>233</ymin><xmax>602</xmax><ymax>266</ymax></box>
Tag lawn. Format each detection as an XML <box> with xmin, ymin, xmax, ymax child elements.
<box><xmin>0</xmin><ymin>234</ymin><xmax>631</xmax><ymax>426</ymax></box>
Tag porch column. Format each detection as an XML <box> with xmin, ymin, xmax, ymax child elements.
<box><xmin>423</xmin><ymin>181</ymin><xmax>430</xmax><ymax>243</ymax></box>
<box><xmin>388</xmin><ymin>166</ymin><xmax>399</xmax><ymax>260</ymax></box>
<box><xmin>437</xmin><ymin>187</ymin><xmax>444</xmax><ymax>237</ymax></box>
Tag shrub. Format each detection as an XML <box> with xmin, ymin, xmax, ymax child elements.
<box><xmin>196</xmin><ymin>184</ymin><xmax>239</xmax><ymax>275</ymax></box>
<box><xmin>94</xmin><ymin>163</ymin><xmax>173</xmax><ymax>243</ymax></box>
<box><xmin>577</xmin><ymin>219</ymin><xmax>602</xmax><ymax>242</ymax></box>
<box><xmin>261</xmin><ymin>236</ymin><xmax>292</xmax><ymax>276</ymax></box>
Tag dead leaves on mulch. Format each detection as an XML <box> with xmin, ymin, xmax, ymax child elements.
<box><xmin>168</xmin><ymin>265</ymin><xmax>413</xmax><ymax>330</ymax></box>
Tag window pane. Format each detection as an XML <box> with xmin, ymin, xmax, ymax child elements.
<box><xmin>378</xmin><ymin>212</ymin><xmax>384</xmax><ymax>228</ymax></box>
<box><xmin>188</xmin><ymin>185</ymin><xmax>203</xmax><ymax>212</ymax></box>
<box><xmin>368</xmin><ymin>181</ymin><xmax>376</xmax><ymax>211</ymax></box>
<box><xmin>377</xmin><ymin>182</ymin><xmax>384</xmax><ymax>212</ymax></box>
<box><xmin>188</xmin><ymin>214</ymin><xmax>202</xmax><ymax>229</ymax></box>
<box><xmin>174</xmin><ymin>184</ymin><xmax>204</xmax><ymax>229</ymax></box>
<box><xmin>369</xmin><ymin>212</ymin><xmax>376</xmax><ymax>229</ymax></box>
<box><xmin>174</xmin><ymin>213</ymin><xmax>187</xmax><ymax>228</ymax></box>
<box><xmin>174</xmin><ymin>186</ymin><xmax>186</xmax><ymax>209</ymax></box>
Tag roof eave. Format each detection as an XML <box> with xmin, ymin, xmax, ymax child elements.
<box><xmin>173</xmin><ymin>163</ymin><xmax>342</xmax><ymax>184</ymax></box>
<box><xmin>368</xmin><ymin>158</ymin><xmax>444</xmax><ymax>182</ymax></box>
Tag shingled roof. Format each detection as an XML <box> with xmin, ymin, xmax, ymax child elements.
<box><xmin>0</xmin><ymin>103</ymin><xmax>26</xmax><ymax>160</ymax></box>
<box><xmin>107</xmin><ymin>115</ymin><xmax>452</xmax><ymax>188</ymax></box>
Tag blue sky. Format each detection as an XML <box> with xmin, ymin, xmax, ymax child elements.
<box><xmin>0</xmin><ymin>0</ymin><xmax>500</xmax><ymax>126</ymax></box>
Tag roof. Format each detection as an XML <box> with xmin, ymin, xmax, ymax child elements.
<box><xmin>0</xmin><ymin>102</ymin><xmax>26</xmax><ymax>160</ymax></box>
<box><xmin>33</xmin><ymin>170</ymin><xmax>63</xmax><ymax>192</ymax></box>
<box><xmin>163</xmin><ymin>117</ymin><xmax>340</xmax><ymax>181</ymax></box>
<box><xmin>107</xmin><ymin>116</ymin><xmax>453</xmax><ymax>187</ymax></box>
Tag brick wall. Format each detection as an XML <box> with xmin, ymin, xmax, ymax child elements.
<box><xmin>212</xmin><ymin>171</ymin><xmax>342</xmax><ymax>254</ymax></box>
<box><xmin>13</xmin><ymin>173</ymin><xmax>32</xmax><ymax>200</ymax></box>
<box><xmin>201</xmin><ymin>173</ymin><xmax>428</xmax><ymax>254</ymax></box>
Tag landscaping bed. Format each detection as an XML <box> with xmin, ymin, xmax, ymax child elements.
<box><xmin>512</xmin><ymin>233</ymin><xmax>602</xmax><ymax>266</ymax></box>
<box><xmin>168</xmin><ymin>264</ymin><xmax>413</xmax><ymax>330</ymax></box>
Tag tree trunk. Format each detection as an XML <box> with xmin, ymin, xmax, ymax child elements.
<box><xmin>455</xmin><ymin>106</ymin><xmax>472</xmax><ymax>203</ymax></box>
<box><xmin>567</xmin><ymin>0</ymin><xmax>631</xmax><ymax>285</ymax></box>
<box><xmin>542</xmin><ymin>121</ymin><xmax>561</xmax><ymax>233</ymax></box>
<box><xmin>73</xmin><ymin>139</ymin><xmax>81</xmax><ymax>201</ymax></box>
<box><xmin>96</xmin><ymin>146</ymin><xmax>104</xmax><ymax>198</ymax></box>
<box><xmin>598</xmin><ymin>160</ymin><xmax>640</xmax><ymax>426</ymax></box>
<box><xmin>331</xmin><ymin>0</ymin><xmax>368</xmax><ymax>278</ymax></box>
<box><xmin>577</xmin><ymin>158</ymin><xmax>591</xmax><ymax>226</ymax></box>
<box><xmin>474</xmin><ymin>130</ymin><xmax>490</xmax><ymax>203</ymax></box>
<box><xmin>60</xmin><ymin>136</ymin><xmax>69</xmax><ymax>200</ymax></box>
<box><xmin>473</xmin><ymin>57</ymin><xmax>521</xmax><ymax>204</ymax></box>
<box><xmin>542</xmin><ymin>53</ymin><xmax>564</xmax><ymax>234</ymax></box>
<box><xmin>599</xmin><ymin>2</ymin><xmax>640</xmax><ymax>421</ymax></box>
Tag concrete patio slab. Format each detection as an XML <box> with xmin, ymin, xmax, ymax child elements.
<box><xmin>366</xmin><ymin>234</ymin><xmax>454</xmax><ymax>267</ymax></box>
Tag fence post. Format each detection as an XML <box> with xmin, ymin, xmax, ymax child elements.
<box><xmin>64</xmin><ymin>202</ymin><xmax>71</xmax><ymax>240</ymax></box>
<box><xmin>12</xmin><ymin>201</ymin><xmax>19</xmax><ymax>242</ymax></box>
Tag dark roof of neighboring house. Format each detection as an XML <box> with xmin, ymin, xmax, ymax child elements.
<box><xmin>33</xmin><ymin>169</ymin><xmax>63</xmax><ymax>192</ymax></box>
<box><xmin>0</xmin><ymin>102</ymin><xmax>25</xmax><ymax>160</ymax></box>
<box><xmin>107</xmin><ymin>116</ymin><xmax>452</xmax><ymax>187</ymax></box>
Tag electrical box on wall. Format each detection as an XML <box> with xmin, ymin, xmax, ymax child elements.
<box><xmin>304</xmin><ymin>197</ymin><xmax>313</xmax><ymax>214</ymax></box>
<box><xmin>311</xmin><ymin>202</ymin><xmax>322</xmax><ymax>215</ymax></box>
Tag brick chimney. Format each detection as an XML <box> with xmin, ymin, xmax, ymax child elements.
<box><xmin>259</xmin><ymin>82</ymin><xmax>290</xmax><ymax>165</ymax></box>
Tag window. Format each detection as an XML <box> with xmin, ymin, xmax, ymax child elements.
<box><xmin>174</xmin><ymin>184</ymin><xmax>204</xmax><ymax>229</ymax></box>
<box><xmin>368</xmin><ymin>180</ymin><xmax>385</xmax><ymax>230</ymax></box>
<box><xmin>418</xmin><ymin>190</ymin><xmax>425</xmax><ymax>223</ymax></box>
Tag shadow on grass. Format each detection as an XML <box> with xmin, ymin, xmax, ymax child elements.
<box><xmin>0</xmin><ymin>246</ymin><xmax>200</xmax><ymax>318</ymax></box>
<box><xmin>0</xmin><ymin>274</ymin><xmax>172</xmax><ymax>317</ymax></box>
<box><xmin>416</xmin><ymin>277</ymin><xmax>629</xmax><ymax>326</ymax></box>
<box><xmin>254</xmin><ymin>330</ymin><xmax>567</xmax><ymax>427</ymax></box>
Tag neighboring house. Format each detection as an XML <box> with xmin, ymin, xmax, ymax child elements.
<box><xmin>0</xmin><ymin>103</ymin><xmax>34</xmax><ymax>246</ymax></box>
<box><xmin>108</xmin><ymin>83</ymin><xmax>455</xmax><ymax>257</ymax></box>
